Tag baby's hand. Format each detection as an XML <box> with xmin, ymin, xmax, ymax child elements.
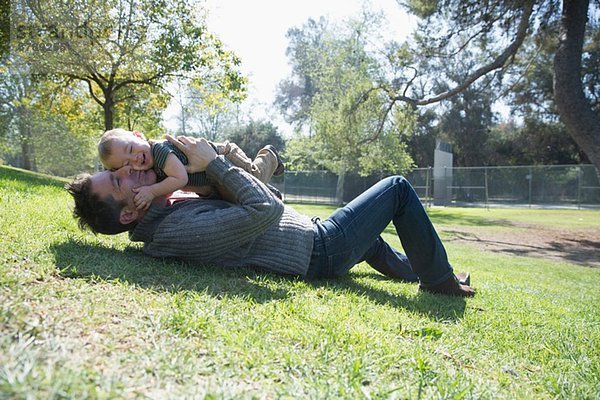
<box><xmin>133</xmin><ymin>186</ymin><xmax>155</xmax><ymax>210</ymax></box>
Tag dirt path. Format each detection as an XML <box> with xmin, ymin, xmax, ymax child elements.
<box><xmin>441</xmin><ymin>223</ymin><xmax>600</xmax><ymax>267</ymax></box>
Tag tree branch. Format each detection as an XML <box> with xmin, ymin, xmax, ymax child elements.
<box><xmin>112</xmin><ymin>75</ymin><xmax>161</xmax><ymax>92</ymax></box>
<box><xmin>397</xmin><ymin>0</ymin><xmax>534</xmax><ymax>106</ymax></box>
<box><xmin>113</xmin><ymin>94</ymin><xmax>137</xmax><ymax>104</ymax></box>
<box><xmin>24</xmin><ymin>0</ymin><xmax>109</xmax><ymax>85</ymax></box>
<box><xmin>72</xmin><ymin>75</ymin><xmax>104</xmax><ymax>106</ymax></box>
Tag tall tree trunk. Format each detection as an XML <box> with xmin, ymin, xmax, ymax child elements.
<box><xmin>17</xmin><ymin>106</ymin><xmax>37</xmax><ymax>171</ymax></box>
<box><xmin>554</xmin><ymin>0</ymin><xmax>600</xmax><ymax>175</ymax></box>
<box><xmin>21</xmin><ymin>139</ymin><xmax>36</xmax><ymax>171</ymax></box>
<box><xmin>103</xmin><ymin>95</ymin><xmax>114</xmax><ymax>131</ymax></box>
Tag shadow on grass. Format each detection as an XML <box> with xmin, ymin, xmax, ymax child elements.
<box><xmin>443</xmin><ymin>230</ymin><xmax>600</xmax><ymax>267</ymax></box>
<box><xmin>427</xmin><ymin>209</ymin><xmax>513</xmax><ymax>227</ymax></box>
<box><xmin>50</xmin><ymin>238</ymin><xmax>292</xmax><ymax>303</ymax></box>
<box><xmin>376</xmin><ymin>213</ymin><xmax>513</xmax><ymax>238</ymax></box>
<box><xmin>547</xmin><ymin>238</ymin><xmax>600</xmax><ymax>267</ymax></box>
<box><xmin>498</xmin><ymin>238</ymin><xmax>600</xmax><ymax>267</ymax></box>
<box><xmin>50</xmin><ymin>238</ymin><xmax>467</xmax><ymax>321</ymax></box>
<box><xmin>306</xmin><ymin>272</ymin><xmax>467</xmax><ymax>322</ymax></box>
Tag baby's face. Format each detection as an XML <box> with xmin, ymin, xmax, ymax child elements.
<box><xmin>104</xmin><ymin>134</ymin><xmax>153</xmax><ymax>170</ymax></box>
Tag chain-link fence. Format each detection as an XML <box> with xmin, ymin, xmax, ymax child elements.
<box><xmin>271</xmin><ymin>171</ymin><xmax>337</xmax><ymax>204</ymax></box>
<box><xmin>417</xmin><ymin>165</ymin><xmax>600</xmax><ymax>208</ymax></box>
<box><xmin>270</xmin><ymin>171</ymin><xmax>383</xmax><ymax>204</ymax></box>
<box><xmin>273</xmin><ymin>165</ymin><xmax>600</xmax><ymax>209</ymax></box>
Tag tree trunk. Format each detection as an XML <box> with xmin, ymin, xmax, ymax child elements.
<box><xmin>21</xmin><ymin>139</ymin><xmax>36</xmax><ymax>171</ymax></box>
<box><xmin>553</xmin><ymin>0</ymin><xmax>600</xmax><ymax>175</ymax></box>
<box><xmin>17</xmin><ymin>106</ymin><xmax>37</xmax><ymax>171</ymax></box>
<box><xmin>103</xmin><ymin>95</ymin><xmax>114</xmax><ymax>131</ymax></box>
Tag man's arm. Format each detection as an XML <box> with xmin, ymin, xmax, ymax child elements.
<box><xmin>139</xmin><ymin>135</ymin><xmax>284</xmax><ymax>262</ymax></box>
<box><xmin>165</xmin><ymin>134</ymin><xmax>275</xmax><ymax>204</ymax></box>
<box><xmin>165</xmin><ymin>135</ymin><xmax>216</xmax><ymax>173</ymax></box>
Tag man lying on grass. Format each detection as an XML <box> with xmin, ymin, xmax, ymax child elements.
<box><xmin>66</xmin><ymin>135</ymin><xmax>475</xmax><ymax>297</ymax></box>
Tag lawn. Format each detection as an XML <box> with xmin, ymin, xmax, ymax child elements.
<box><xmin>1</xmin><ymin>165</ymin><xmax>598</xmax><ymax>399</ymax></box>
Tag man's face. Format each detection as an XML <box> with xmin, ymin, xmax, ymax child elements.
<box><xmin>90</xmin><ymin>166</ymin><xmax>157</xmax><ymax>221</ymax></box>
<box><xmin>104</xmin><ymin>134</ymin><xmax>153</xmax><ymax>170</ymax></box>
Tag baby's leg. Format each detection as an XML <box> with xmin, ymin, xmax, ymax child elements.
<box><xmin>216</xmin><ymin>142</ymin><xmax>254</xmax><ymax>173</ymax></box>
<box><xmin>248</xmin><ymin>146</ymin><xmax>280</xmax><ymax>183</ymax></box>
<box><xmin>221</xmin><ymin>142</ymin><xmax>279</xmax><ymax>184</ymax></box>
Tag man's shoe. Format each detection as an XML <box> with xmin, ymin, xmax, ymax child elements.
<box><xmin>455</xmin><ymin>272</ymin><xmax>470</xmax><ymax>286</ymax></box>
<box><xmin>419</xmin><ymin>275</ymin><xmax>475</xmax><ymax>297</ymax></box>
<box><xmin>264</xmin><ymin>145</ymin><xmax>285</xmax><ymax>176</ymax></box>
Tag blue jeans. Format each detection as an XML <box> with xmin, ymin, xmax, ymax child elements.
<box><xmin>306</xmin><ymin>176</ymin><xmax>454</xmax><ymax>287</ymax></box>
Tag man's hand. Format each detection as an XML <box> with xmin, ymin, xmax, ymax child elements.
<box><xmin>165</xmin><ymin>134</ymin><xmax>217</xmax><ymax>173</ymax></box>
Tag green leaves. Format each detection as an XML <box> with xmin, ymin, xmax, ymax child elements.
<box><xmin>278</xmin><ymin>15</ymin><xmax>414</xmax><ymax>177</ymax></box>
<box><xmin>9</xmin><ymin>0</ymin><xmax>246</xmax><ymax>130</ymax></box>
<box><xmin>2</xmin><ymin>0</ymin><xmax>247</xmax><ymax>174</ymax></box>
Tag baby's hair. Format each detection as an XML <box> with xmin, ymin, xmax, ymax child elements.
<box><xmin>98</xmin><ymin>128</ymin><xmax>131</xmax><ymax>165</ymax></box>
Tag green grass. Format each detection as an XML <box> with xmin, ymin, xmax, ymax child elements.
<box><xmin>1</xmin><ymin>165</ymin><xmax>599</xmax><ymax>399</ymax></box>
<box><xmin>290</xmin><ymin>202</ymin><xmax>600</xmax><ymax>230</ymax></box>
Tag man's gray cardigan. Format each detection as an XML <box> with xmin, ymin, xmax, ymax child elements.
<box><xmin>129</xmin><ymin>156</ymin><xmax>315</xmax><ymax>276</ymax></box>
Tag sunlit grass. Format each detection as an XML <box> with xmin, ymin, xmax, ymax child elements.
<box><xmin>1</xmin><ymin>165</ymin><xmax>599</xmax><ymax>398</ymax></box>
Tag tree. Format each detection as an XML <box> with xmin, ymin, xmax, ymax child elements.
<box><xmin>225</xmin><ymin>120</ymin><xmax>286</xmax><ymax>160</ymax></box>
<box><xmin>275</xmin><ymin>17</ymin><xmax>328</xmax><ymax>131</ymax></box>
<box><xmin>0</xmin><ymin>59</ymin><xmax>99</xmax><ymax>174</ymax></box>
<box><xmin>495</xmin><ymin>15</ymin><xmax>595</xmax><ymax>166</ymax></box>
<box><xmin>436</xmin><ymin>85</ymin><xmax>496</xmax><ymax>167</ymax></box>
<box><xmin>553</xmin><ymin>0</ymin><xmax>600</xmax><ymax>171</ymax></box>
<box><xmin>366</xmin><ymin>0</ymin><xmax>599</xmax><ymax>171</ymax></box>
<box><xmin>11</xmin><ymin>0</ymin><xmax>245</xmax><ymax>131</ymax></box>
<box><xmin>486</xmin><ymin>118</ymin><xmax>589</xmax><ymax>166</ymax></box>
<box><xmin>0</xmin><ymin>57</ymin><xmax>39</xmax><ymax>170</ymax></box>
<box><xmin>283</xmin><ymin>136</ymin><xmax>324</xmax><ymax>171</ymax></box>
<box><xmin>170</xmin><ymin>75</ymin><xmax>246</xmax><ymax>140</ymax></box>
<box><xmin>276</xmin><ymin>14</ymin><xmax>414</xmax><ymax>183</ymax></box>
<box><xmin>0</xmin><ymin>0</ymin><xmax>8</xmax><ymax>59</ymax></box>
<box><xmin>406</xmin><ymin>109</ymin><xmax>437</xmax><ymax>167</ymax></box>
<box><xmin>112</xmin><ymin>83</ymin><xmax>169</xmax><ymax>137</ymax></box>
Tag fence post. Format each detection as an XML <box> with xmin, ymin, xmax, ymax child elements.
<box><xmin>577</xmin><ymin>165</ymin><xmax>582</xmax><ymax>209</ymax></box>
<box><xmin>425</xmin><ymin>167</ymin><xmax>431</xmax><ymax>208</ymax></box>
<box><xmin>445</xmin><ymin>166</ymin><xmax>449</xmax><ymax>205</ymax></box>
<box><xmin>484</xmin><ymin>167</ymin><xmax>489</xmax><ymax>209</ymax></box>
<box><xmin>528</xmin><ymin>166</ymin><xmax>533</xmax><ymax>208</ymax></box>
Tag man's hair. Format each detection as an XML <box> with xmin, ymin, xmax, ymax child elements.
<box><xmin>65</xmin><ymin>173</ymin><xmax>135</xmax><ymax>235</ymax></box>
<box><xmin>98</xmin><ymin>128</ymin><xmax>131</xmax><ymax>166</ymax></box>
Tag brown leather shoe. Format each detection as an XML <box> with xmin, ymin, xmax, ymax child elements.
<box><xmin>420</xmin><ymin>275</ymin><xmax>475</xmax><ymax>297</ymax></box>
<box><xmin>264</xmin><ymin>145</ymin><xmax>285</xmax><ymax>176</ymax></box>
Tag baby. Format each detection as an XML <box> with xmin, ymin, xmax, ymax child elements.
<box><xmin>98</xmin><ymin>129</ymin><xmax>284</xmax><ymax>210</ymax></box>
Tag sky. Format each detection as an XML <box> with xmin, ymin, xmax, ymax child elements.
<box><xmin>163</xmin><ymin>0</ymin><xmax>415</xmax><ymax>136</ymax></box>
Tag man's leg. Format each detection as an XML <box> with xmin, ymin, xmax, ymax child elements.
<box><xmin>360</xmin><ymin>237</ymin><xmax>469</xmax><ymax>284</ymax></box>
<box><xmin>314</xmin><ymin>176</ymin><xmax>474</xmax><ymax>296</ymax></box>
<box><xmin>360</xmin><ymin>236</ymin><xmax>419</xmax><ymax>282</ymax></box>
